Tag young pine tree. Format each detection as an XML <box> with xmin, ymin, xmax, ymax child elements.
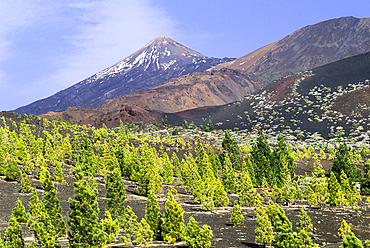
<box><xmin>230</xmin><ymin>204</ymin><xmax>244</xmax><ymax>226</ymax></box>
<box><xmin>5</xmin><ymin>155</ymin><xmax>21</xmax><ymax>181</ymax></box>
<box><xmin>145</xmin><ymin>191</ymin><xmax>163</xmax><ymax>239</ymax></box>
<box><xmin>213</xmin><ymin>178</ymin><xmax>229</xmax><ymax>207</ymax></box>
<box><xmin>53</xmin><ymin>161</ymin><xmax>66</xmax><ymax>183</ymax></box>
<box><xmin>121</xmin><ymin>206</ymin><xmax>153</xmax><ymax>245</ymax></box>
<box><xmin>161</xmin><ymin>189</ymin><xmax>186</xmax><ymax>244</ymax></box>
<box><xmin>236</xmin><ymin>171</ymin><xmax>256</xmax><ymax>207</ymax></box>
<box><xmin>193</xmin><ymin>162</ymin><xmax>215</xmax><ymax>211</ymax></box>
<box><xmin>184</xmin><ymin>217</ymin><xmax>213</xmax><ymax>248</ymax></box>
<box><xmin>221</xmin><ymin>154</ymin><xmax>237</xmax><ymax>194</ymax></box>
<box><xmin>338</xmin><ymin>219</ymin><xmax>351</xmax><ymax>240</ymax></box>
<box><xmin>162</xmin><ymin>152</ymin><xmax>174</xmax><ymax>185</ymax></box>
<box><xmin>327</xmin><ymin>171</ymin><xmax>343</xmax><ymax>206</ymax></box>
<box><xmin>297</xmin><ymin>207</ymin><xmax>313</xmax><ymax>248</ymax></box>
<box><xmin>42</xmin><ymin>170</ymin><xmax>66</xmax><ymax>238</ymax></box>
<box><xmin>11</xmin><ymin>198</ymin><xmax>29</xmax><ymax>223</ymax></box>
<box><xmin>101</xmin><ymin>210</ymin><xmax>119</xmax><ymax>244</ymax></box>
<box><xmin>28</xmin><ymin>189</ymin><xmax>60</xmax><ymax>248</ymax></box>
<box><xmin>67</xmin><ymin>169</ymin><xmax>107</xmax><ymax>247</ymax></box>
<box><xmin>0</xmin><ymin>148</ymin><xmax>7</xmax><ymax>176</ymax></box>
<box><xmin>3</xmin><ymin>217</ymin><xmax>25</xmax><ymax>248</ymax></box>
<box><xmin>254</xmin><ymin>194</ymin><xmax>274</xmax><ymax>247</ymax></box>
<box><xmin>340</xmin><ymin>231</ymin><xmax>363</xmax><ymax>248</ymax></box>
<box><xmin>19</xmin><ymin>171</ymin><xmax>33</xmax><ymax>193</ymax></box>
<box><xmin>105</xmin><ymin>167</ymin><xmax>126</xmax><ymax>221</ymax></box>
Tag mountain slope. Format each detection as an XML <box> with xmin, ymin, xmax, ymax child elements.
<box><xmin>169</xmin><ymin>51</ymin><xmax>370</xmax><ymax>142</ymax></box>
<box><xmin>99</xmin><ymin>68</ymin><xmax>261</xmax><ymax>114</ymax></box>
<box><xmin>14</xmin><ymin>36</ymin><xmax>234</xmax><ymax>115</ymax></box>
<box><xmin>213</xmin><ymin>16</ymin><xmax>370</xmax><ymax>84</ymax></box>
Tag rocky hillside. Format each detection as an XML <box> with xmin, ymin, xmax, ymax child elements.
<box><xmin>40</xmin><ymin>105</ymin><xmax>163</xmax><ymax>129</ymax></box>
<box><xmin>213</xmin><ymin>16</ymin><xmax>370</xmax><ymax>85</ymax></box>
<box><xmin>41</xmin><ymin>68</ymin><xmax>261</xmax><ymax>127</ymax></box>
<box><xmin>99</xmin><ymin>68</ymin><xmax>261</xmax><ymax>114</ymax></box>
<box><xmin>169</xmin><ymin>51</ymin><xmax>370</xmax><ymax>144</ymax></box>
<box><xmin>14</xmin><ymin>36</ymin><xmax>233</xmax><ymax>115</ymax></box>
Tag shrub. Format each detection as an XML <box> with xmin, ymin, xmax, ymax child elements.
<box><xmin>230</xmin><ymin>204</ymin><xmax>244</xmax><ymax>226</ymax></box>
<box><xmin>185</xmin><ymin>217</ymin><xmax>213</xmax><ymax>248</ymax></box>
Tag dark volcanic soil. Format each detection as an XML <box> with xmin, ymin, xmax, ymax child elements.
<box><xmin>1</xmin><ymin>163</ymin><xmax>370</xmax><ymax>248</ymax></box>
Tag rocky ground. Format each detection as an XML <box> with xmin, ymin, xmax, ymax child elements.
<box><xmin>1</xmin><ymin>161</ymin><xmax>370</xmax><ymax>248</ymax></box>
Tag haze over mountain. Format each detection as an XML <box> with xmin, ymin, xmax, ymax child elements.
<box><xmin>213</xmin><ymin>16</ymin><xmax>370</xmax><ymax>84</ymax></box>
<box><xmin>14</xmin><ymin>36</ymin><xmax>233</xmax><ymax>115</ymax></box>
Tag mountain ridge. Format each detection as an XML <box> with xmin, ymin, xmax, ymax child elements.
<box><xmin>14</xmin><ymin>36</ymin><xmax>234</xmax><ymax>115</ymax></box>
<box><xmin>168</xmin><ymin>51</ymin><xmax>370</xmax><ymax>141</ymax></box>
<box><xmin>213</xmin><ymin>16</ymin><xmax>370</xmax><ymax>84</ymax></box>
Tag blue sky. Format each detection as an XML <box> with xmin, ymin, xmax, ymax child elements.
<box><xmin>0</xmin><ymin>0</ymin><xmax>369</xmax><ymax>111</ymax></box>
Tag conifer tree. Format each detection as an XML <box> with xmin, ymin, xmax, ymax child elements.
<box><xmin>5</xmin><ymin>155</ymin><xmax>21</xmax><ymax>181</ymax></box>
<box><xmin>279</xmin><ymin>174</ymin><xmax>296</xmax><ymax>205</ymax></box>
<box><xmin>361</xmin><ymin>161</ymin><xmax>370</xmax><ymax>195</ymax></box>
<box><xmin>161</xmin><ymin>189</ymin><xmax>186</xmax><ymax>244</ymax></box>
<box><xmin>102</xmin><ymin>142</ymin><xmax>120</xmax><ymax>172</ymax></box>
<box><xmin>121</xmin><ymin>206</ymin><xmax>153</xmax><ymax>245</ymax></box>
<box><xmin>28</xmin><ymin>189</ymin><xmax>60</xmax><ymax>248</ymax></box>
<box><xmin>67</xmin><ymin>169</ymin><xmax>107</xmax><ymax>247</ymax></box>
<box><xmin>137</xmin><ymin>145</ymin><xmax>162</xmax><ymax>196</ymax></box>
<box><xmin>162</xmin><ymin>152</ymin><xmax>174</xmax><ymax>185</ymax></box>
<box><xmin>195</xmin><ymin>137</ymin><xmax>208</xmax><ymax>177</ymax></box>
<box><xmin>236</xmin><ymin>171</ymin><xmax>256</xmax><ymax>207</ymax></box>
<box><xmin>251</xmin><ymin>129</ymin><xmax>273</xmax><ymax>186</ymax></box>
<box><xmin>340</xmin><ymin>170</ymin><xmax>361</xmax><ymax>207</ymax></box>
<box><xmin>254</xmin><ymin>194</ymin><xmax>274</xmax><ymax>247</ymax></box>
<box><xmin>307</xmin><ymin>159</ymin><xmax>328</xmax><ymax>207</ymax></box>
<box><xmin>3</xmin><ymin>217</ymin><xmax>25</xmax><ymax>248</ymax></box>
<box><xmin>304</xmin><ymin>185</ymin><xmax>318</xmax><ymax>207</ymax></box>
<box><xmin>19</xmin><ymin>171</ymin><xmax>33</xmax><ymax>193</ymax></box>
<box><xmin>11</xmin><ymin>198</ymin><xmax>29</xmax><ymax>223</ymax></box>
<box><xmin>42</xmin><ymin>170</ymin><xmax>66</xmax><ymax>238</ymax></box>
<box><xmin>208</xmin><ymin>119</ymin><xmax>214</xmax><ymax>132</ymax></box>
<box><xmin>243</xmin><ymin>154</ymin><xmax>256</xmax><ymax>185</ymax></box>
<box><xmin>297</xmin><ymin>207</ymin><xmax>313</xmax><ymax>248</ymax></box>
<box><xmin>265</xmin><ymin>201</ymin><xmax>300</xmax><ymax>248</ymax></box>
<box><xmin>0</xmin><ymin>148</ymin><xmax>7</xmax><ymax>176</ymax></box>
<box><xmin>222</xmin><ymin>130</ymin><xmax>241</xmax><ymax>169</ymax></box>
<box><xmin>184</xmin><ymin>217</ymin><xmax>213</xmax><ymax>248</ymax></box>
<box><xmin>213</xmin><ymin>178</ymin><xmax>229</xmax><ymax>207</ymax></box>
<box><xmin>180</xmin><ymin>154</ymin><xmax>201</xmax><ymax>194</ymax></box>
<box><xmin>327</xmin><ymin>171</ymin><xmax>343</xmax><ymax>206</ymax></box>
<box><xmin>101</xmin><ymin>210</ymin><xmax>119</xmax><ymax>244</ymax></box>
<box><xmin>15</xmin><ymin>137</ymin><xmax>28</xmax><ymax>167</ymax></box>
<box><xmin>338</xmin><ymin>219</ymin><xmax>351</xmax><ymax>240</ymax></box>
<box><xmin>221</xmin><ymin>154</ymin><xmax>237</xmax><ymax>194</ymax></box>
<box><xmin>105</xmin><ymin>167</ymin><xmax>126</xmax><ymax>221</ymax></box>
<box><xmin>35</xmin><ymin>153</ymin><xmax>47</xmax><ymax>180</ymax></box>
<box><xmin>38</xmin><ymin>164</ymin><xmax>48</xmax><ymax>185</ymax></box>
<box><xmin>273</xmin><ymin>133</ymin><xmax>297</xmax><ymax>184</ymax></box>
<box><xmin>53</xmin><ymin>161</ymin><xmax>66</xmax><ymax>183</ymax></box>
<box><xmin>145</xmin><ymin>191</ymin><xmax>163</xmax><ymax>239</ymax></box>
<box><xmin>208</xmin><ymin>146</ymin><xmax>221</xmax><ymax>177</ymax></box>
<box><xmin>193</xmin><ymin>162</ymin><xmax>216</xmax><ymax>210</ymax></box>
<box><xmin>332</xmin><ymin>143</ymin><xmax>361</xmax><ymax>185</ymax></box>
<box><xmin>171</xmin><ymin>152</ymin><xmax>181</xmax><ymax>180</ymax></box>
<box><xmin>230</xmin><ymin>204</ymin><xmax>244</xmax><ymax>226</ymax></box>
<box><xmin>340</xmin><ymin>231</ymin><xmax>363</xmax><ymax>248</ymax></box>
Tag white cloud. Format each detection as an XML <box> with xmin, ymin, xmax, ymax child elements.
<box><xmin>46</xmin><ymin>0</ymin><xmax>179</xmax><ymax>92</ymax></box>
<box><xmin>0</xmin><ymin>0</ymin><xmax>178</xmax><ymax>110</ymax></box>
